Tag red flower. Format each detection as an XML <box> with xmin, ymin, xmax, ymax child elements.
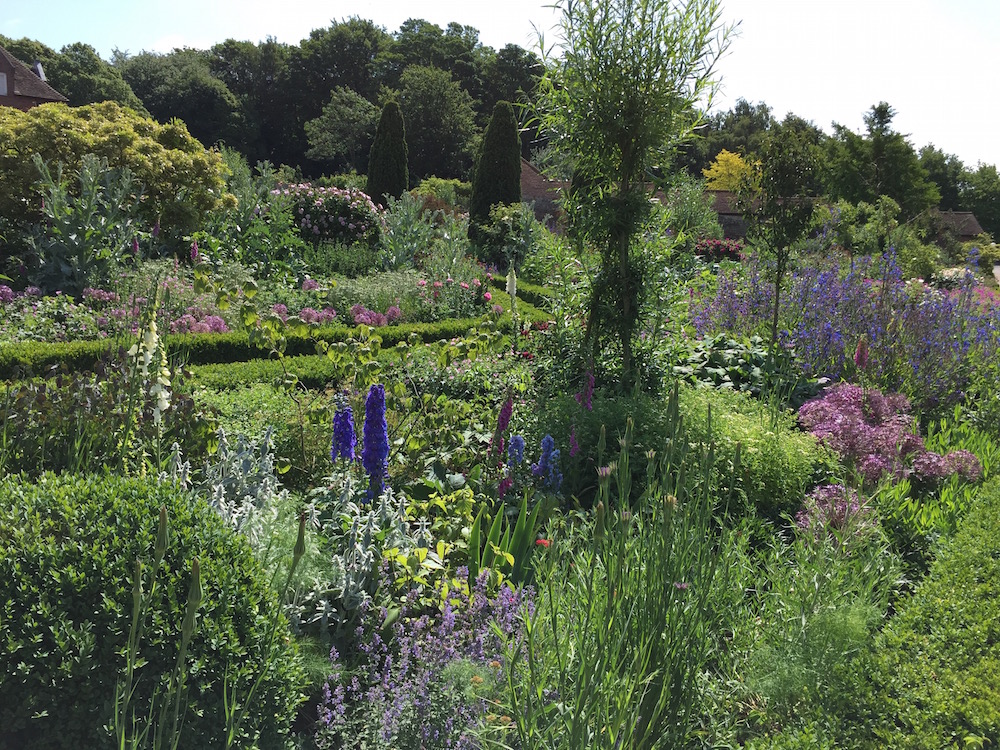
<box><xmin>535</xmin><ymin>538</ymin><xmax>551</xmax><ymax>548</ymax></box>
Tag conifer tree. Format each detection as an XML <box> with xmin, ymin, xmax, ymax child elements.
<box><xmin>469</xmin><ymin>101</ymin><xmax>522</xmax><ymax>245</ymax></box>
<box><xmin>366</xmin><ymin>100</ymin><xmax>408</xmax><ymax>205</ymax></box>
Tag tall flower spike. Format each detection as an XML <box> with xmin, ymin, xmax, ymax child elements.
<box><xmin>361</xmin><ymin>384</ymin><xmax>390</xmax><ymax>500</ymax></box>
<box><xmin>331</xmin><ymin>405</ymin><xmax>357</xmax><ymax>462</ymax></box>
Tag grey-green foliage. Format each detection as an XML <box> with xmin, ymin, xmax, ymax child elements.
<box><xmin>200</xmin><ymin>428</ymin><xmax>288</xmax><ymax>550</ymax></box>
<box><xmin>379</xmin><ymin>191</ymin><xmax>438</xmax><ymax>268</ymax></box>
<box><xmin>296</xmin><ymin>485</ymin><xmax>416</xmax><ymax>637</ymax></box>
<box><xmin>27</xmin><ymin>152</ymin><xmax>142</xmax><ymax>296</ymax></box>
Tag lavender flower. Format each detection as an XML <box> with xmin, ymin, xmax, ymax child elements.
<box><xmin>331</xmin><ymin>405</ymin><xmax>357</xmax><ymax>462</ymax></box>
<box><xmin>362</xmin><ymin>384</ymin><xmax>389</xmax><ymax>499</ymax></box>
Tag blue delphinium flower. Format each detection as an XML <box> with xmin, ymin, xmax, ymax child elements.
<box><xmin>508</xmin><ymin>434</ymin><xmax>525</xmax><ymax>466</ymax></box>
<box><xmin>532</xmin><ymin>435</ymin><xmax>562</xmax><ymax>492</ymax></box>
<box><xmin>331</xmin><ymin>405</ymin><xmax>356</xmax><ymax>462</ymax></box>
<box><xmin>362</xmin><ymin>384</ymin><xmax>389</xmax><ymax>499</ymax></box>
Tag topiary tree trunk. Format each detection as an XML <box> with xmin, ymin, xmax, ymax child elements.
<box><xmin>469</xmin><ymin>100</ymin><xmax>522</xmax><ymax>248</ymax></box>
<box><xmin>366</xmin><ymin>100</ymin><xmax>409</xmax><ymax>206</ymax></box>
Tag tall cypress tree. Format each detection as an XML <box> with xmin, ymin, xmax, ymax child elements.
<box><xmin>469</xmin><ymin>101</ymin><xmax>522</xmax><ymax>243</ymax></box>
<box><xmin>366</xmin><ymin>100</ymin><xmax>408</xmax><ymax>205</ymax></box>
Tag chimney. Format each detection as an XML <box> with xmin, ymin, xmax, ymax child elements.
<box><xmin>32</xmin><ymin>61</ymin><xmax>46</xmax><ymax>81</ymax></box>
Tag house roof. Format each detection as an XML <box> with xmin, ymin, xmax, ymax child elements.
<box><xmin>0</xmin><ymin>44</ymin><xmax>68</xmax><ymax>103</ymax></box>
<box><xmin>933</xmin><ymin>210</ymin><xmax>984</xmax><ymax>238</ymax></box>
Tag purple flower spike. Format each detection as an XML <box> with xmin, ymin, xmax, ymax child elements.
<box><xmin>331</xmin><ymin>405</ymin><xmax>357</xmax><ymax>463</ymax></box>
<box><xmin>362</xmin><ymin>384</ymin><xmax>389</xmax><ymax>499</ymax></box>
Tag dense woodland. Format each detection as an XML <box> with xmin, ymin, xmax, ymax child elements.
<box><xmin>3</xmin><ymin>16</ymin><xmax>999</xmax><ymax>239</ymax></box>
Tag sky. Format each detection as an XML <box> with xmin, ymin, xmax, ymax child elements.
<box><xmin>2</xmin><ymin>0</ymin><xmax>998</xmax><ymax>169</ymax></box>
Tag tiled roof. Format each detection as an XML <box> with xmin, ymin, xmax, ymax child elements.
<box><xmin>0</xmin><ymin>44</ymin><xmax>68</xmax><ymax>102</ymax></box>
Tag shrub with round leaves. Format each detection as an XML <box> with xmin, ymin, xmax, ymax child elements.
<box><xmin>0</xmin><ymin>473</ymin><xmax>303</xmax><ymax>750</ymax></box>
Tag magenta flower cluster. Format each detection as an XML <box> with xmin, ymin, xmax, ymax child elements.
<box><xmin>796</xmin><ymin>483</ymin><xmax>874</xmax><ymax>541</ymax></box>
<box><xmin>798</xmin><ymin>383</ymin><xmax>982</xmax><ymax>487</ymax></box>
<box><xmin>695</xmin><ymin>237</ymin><xmax>745</xmax><ymax>263</ymax></box>
<box><xmin>351</xmin><ymin>303</ymin><xmax>402</xmax><ymax>327</ymax></box>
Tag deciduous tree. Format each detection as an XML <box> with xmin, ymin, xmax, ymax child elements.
<box><xmin>537</xmin><ymin>0</ymin><xmax>732</xmax><ymax>386</ymax></box>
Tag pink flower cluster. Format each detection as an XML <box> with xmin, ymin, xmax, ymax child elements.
<box><xmin>351</xmin><ymin>304</ymin><xmax>402</xmax><ymax>327</ymax></box>
<box><xmin>798</xmin><ymin>383</ymin><xmax>982</xmax><ymax>486</ymax></box>
<box><xmin>275</xmin><ymin>183</ymin><xmax>382</xmax><ymax>246</ymax></box>
<box><xmin>170</xmin><ymin>314</ymin><xmax>229</xmax><ymax>334</ymax></box>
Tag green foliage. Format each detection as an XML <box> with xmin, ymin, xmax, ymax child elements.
<box><xmin>861</xmin><ymin>477</ymin><xmax>1000</xmax><ymax>748</ymax></box>
<box><xmin>657</xmin><ymin>172</ymin><xmax>724</xmax><ymax>250</ymax></box>
<box><xmin>737</xmin><ymin>124</ymin><xmax>817</xmax><ymax>346</ymax></box>
<box><xmin>23</xmin><ymin>153</ymin><xmax>143</xmax><ymax>296</ymax></box>
<box><xmin>498</xmin><ymin>404</ymin><xmax>736</xmax><ymax>748</ymax></box>
<box><xmin>0</xmin><ymin>473</ymin><xmax>302</xmax><ymax>750</ymax></box>
<box><xmin>469</xmin><ymin>100</ymin><xmax>522</xmax><ymax>244</ymax></box>
<box><xmin>823</xmin><ymin>102</ymin><xmax>940</xmax><ymax>219</ymax></box>
<box><xmin>538</xmin><ymin>0</ymin><xmax>731</xmax><ymax>385</ymax></box>
<box><xmin>671</xmin><ymin>333</ymin><xmax>820</xmax><ymax>408</ymax></box>
<box><xmin>412</xmin><ymin>177</ymin><xmax>472</xmax><ymax>210</ymax></box>
<box><xmin>379</xmin><ymin>191</ymin><xmax>439</xmax><ymax>269</ymax></box>
<box><xmin>366</xmin><ymin>100</ymin><xmax>409</xmax><ymax>204</ymax></box>
<box><xmin>394</xmin><ymin>64</ymin><xmax>478</xmax><ymax>182</ymax></box>
<box><xmin>0</xmin><ymin>101</ymin><xmax>227</xmax><ymax>234</ymax></box>
<box><xmin>473</xmin><ymin>202</ymin><xmax>541</xmax><ymax>270</ymax></box>
<box><xmin>116</xmin><ymin>48</ymin><xmax>252</xmax><ymax>155</ymax></box>
<box><xmin>678</xmin><ymin>385</ymin><xmax>835</xmax><ymax>522</ymax></box>
<box><xmin>304</xmin><ymin>86</ymin><xmax>379</xmax><ymax>171</ymax></box>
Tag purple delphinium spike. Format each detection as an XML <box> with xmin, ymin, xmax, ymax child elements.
<box><xmin>331</xmin><ymin>405</ymin><xmax>356</xmax><ymax>462</ymax></box>
<box><xmin>361</xmin><ymin>384</ymin><xmax>389</xmax><ymax>499</ymax></box>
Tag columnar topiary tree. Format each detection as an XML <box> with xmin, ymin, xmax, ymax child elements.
<box><xmin>469</xmin><ymin>100</ymin><xmax>522</xmax><ymax>248</ymax></box>
<box><xmin>366</xmin><ymin>100</ymin><xmax>409</xmax><ymax>206</ymax></box>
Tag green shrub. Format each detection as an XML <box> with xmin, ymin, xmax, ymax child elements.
<box><xmin>860</xmin><ymin>477</ymin><xmax>1000</xmax><ymax>748</ymax></box>
<box><xmin>0</xmin><ymin>101</ymin><xmax>227</xmax><ymax>234</ymax></box>
<box><xmin>469</xmin><ymin>101</ymin><xmax>522</xmax><ymax>250</ymax></box>
<box><xmin>679</xmin><ymin>385</ymin><xmax>836</xmax><ymax>522</ymax></box>
<box><xmin>412</xmin><ymin>177</ymin><xmax>472</xmax><ymax>210</ymax></box>
<box><xmin>0</xmin><ymin>473</ymin><xmax>303</xmax><ymax>750</ymax></box>
<box><xmin>366</xmin><ymin>100</ymin><xmax>409</xmax><ymax>205</ymax></box>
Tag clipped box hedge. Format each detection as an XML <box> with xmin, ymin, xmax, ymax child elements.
<box><xmin>0</xmin><ymin>294</ymin><xmax>550</xmax><ymax>380</ymax></box>
<box><xmin>861</xmin><ymin>477</ymin><xmax>1000</xmax><ymax>747</ymax></box>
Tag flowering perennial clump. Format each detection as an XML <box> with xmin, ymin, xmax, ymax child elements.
<box><xmin>796</xmin><ymin>483</ymin><xmax>875</xmax><ymax>542</ymax></box>
<box><xmin>316</xmin><ymin>573</ymin><xmax>533</xmax><ymax>750</ymax></box>
<box><xmin>331</xmin><ymin>405</ymin><xmax>357</xmax><ymax>463</ymax></box>
<box><xmin>275</xmin><ymin>183</ymin><xmax>382</xmax><ymax>247</ymax></box>
<box><xmin>798</xmin><ymin>383</ymin><xmax>982</xmax><ymax>486</ymax></box>
<box><xmin>531</xmin><ymin>435</ymin><xmax>563</xmax><ymax>492</ymax></box>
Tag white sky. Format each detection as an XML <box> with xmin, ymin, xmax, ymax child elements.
<box><xmin>3</xmin><ymin>0</ymin><xmax>998</xmax><ymax>169</ymax></box>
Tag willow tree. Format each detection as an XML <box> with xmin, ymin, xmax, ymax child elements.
<box><xmin>537</xmin><ymin>0</ymin><xmax>732</xmax><ymax>386</ymax></box>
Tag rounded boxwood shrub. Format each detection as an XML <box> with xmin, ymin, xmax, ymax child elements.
<box><xmin>0</xmin><ymin>473</ymin><xmax>303</xmax><ymax>750</ymax></box>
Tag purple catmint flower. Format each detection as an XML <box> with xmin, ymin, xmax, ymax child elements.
<box><xmin>362</xmin><ymin>384</ymin><xmax>389</xmax><ymax>499</ymax></box>
<box><xmin>331</xmin><ymin>405</ymin><xmax>357</xmax><ymax>463</ymax></box>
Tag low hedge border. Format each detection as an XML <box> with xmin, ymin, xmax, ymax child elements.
<box><xmin>860</xmin><ymin>476</ymin><xmax>1000</xmax><ymax>747</ymax></box>
<box><xmin>0</xmin><ymin>296</ymin><xmax>550</xmax><ymax>380</ymax></box>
